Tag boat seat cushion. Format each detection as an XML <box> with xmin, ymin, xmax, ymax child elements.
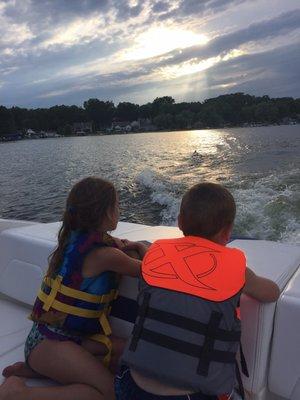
<box><xmin>269</xmin><ymin>267</ymin><xmax>300</xmax><ymax>400</ymax></box>
<box><xmin>0</xmin><ymin>297</ymin><xmax>32</xmax><ymax>385</ymax></box>
<box><xmin>229</xmin><ymin>240</ymin><xmax>300</xmax><ymax>399</ymax></box>
<box><xmin>0</xmin><ymin>222</ymin><xmax>167</xmax><ymax>306</ymax></box>
<box><xmin>0</xmin><ymin>298</ymin><xmax>31</xmax><ymax>358</ymax></box>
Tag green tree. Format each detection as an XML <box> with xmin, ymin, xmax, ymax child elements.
<box><xmin>174</xmin><ymin>110</ymin><xmax>195</xmax><ymax>129</ymax></box>
<box><xmin>63</xmin><ymin>124</ymin><xmax>73</xmax><ymax>136</ymax></box>
<box><xmin>294</xmin><ymin>98</ymin><xmax>300</xmax><ymax>115</ymax></box>
<box><xmin>0</xmin><ymin>106</ymin><xmax>16</xmax><ymax>136</ymax></box>
<box><xmin>1</xmin><ymin>92</ymin><xmax>299</xmax><ymax>136</ymax></box>
<box><xmin>116</xmin><ymin>102</ymin><xmax>139</xmax><ymax>121</ymax></box>
<box><xmin>139</xmin><ymin>103</ymin><xmax>153</xmax><ymax>119</ymax></box>
<box><xmin>199</xmin><ymin>106</ymin><xmax>224</xmax><ymax>127</ymax></box>
<box><xmin>84</xmin><ymin>99</ymin><xmax>115</xmax><ymax>129</ymax></box>
<box><xmin>152</xmin><ymin>96</ymin><xmax>175</xmax><ymax>116</ymax></box>
<box><xmin>253</xmin><ymin>102</ymin><xmax>279</xmax><ymax>123</ymax></box>
<box><xmin>153</xmin><ymin>113</ymin><xmax>174</xmax><ymax>129</ymax></box>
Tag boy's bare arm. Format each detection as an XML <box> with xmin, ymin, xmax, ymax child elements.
<box><xmin>243</xmin><ymin>267</ymin><xmax>280</xmax><ymax>302</ymax></box>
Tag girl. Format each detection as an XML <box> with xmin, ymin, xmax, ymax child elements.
<box><xmin>0</xmin><ymin>176</ymin><xmax>148</xmax><ymax>400</ymax></box>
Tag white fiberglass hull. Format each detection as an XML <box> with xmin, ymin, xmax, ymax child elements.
<box><xmin>0</xmin><ymin>219</ymin><xmax>299</xmax><ymax>400</ymax></box>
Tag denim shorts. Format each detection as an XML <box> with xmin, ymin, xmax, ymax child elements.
<box><xmin>114</xmin><ymin>366</ymin><xmax>231</xmax><ymax>400</ymax></box>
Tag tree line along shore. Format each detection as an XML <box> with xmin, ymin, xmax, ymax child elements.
<box><xmin>0</xmin><ymin>93</ymin><xmax>299</xmax><ymax>140</ymax></box>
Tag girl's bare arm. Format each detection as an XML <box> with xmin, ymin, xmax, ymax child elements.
<box><xmin>84</xmin><ymin>247</ymin><xmax>142</xmax><ymax>277</ymax></box>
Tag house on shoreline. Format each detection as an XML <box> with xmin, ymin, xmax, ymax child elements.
<box><xmin>72</xmin><ymin>122</ymin><xmax>93</xmax><ymax>135</ymax></box>
<box><xmin>107</xmin><ymin>118</ymin><xmax>157</xmax><ymax>133</ymax></box>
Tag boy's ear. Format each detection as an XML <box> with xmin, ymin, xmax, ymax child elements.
<box><xmin>178</xmin><ymin>213</ymin><xmax>183</xmax><ymax>231</ymax></box>
<box><xmin>222</xmin><ymin>224</ymin><xmax>233</xmax><ymax>243</ymax></box>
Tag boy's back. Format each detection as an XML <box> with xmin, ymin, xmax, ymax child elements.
<box><xmin>116</xmin><ymin>183</ymin><xmax>279</xmax><ymax>400</ymax></box>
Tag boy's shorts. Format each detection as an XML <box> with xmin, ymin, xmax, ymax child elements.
<box><xmin>114</xmin><ymin>365</ymin><xmax>233</xmax><ymax>400</ymax></box>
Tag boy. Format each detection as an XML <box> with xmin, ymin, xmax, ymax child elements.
<box><xmin>116</xmin><ymin>183</ymin><xmax>279</xmax><ymax>400</ymax></box>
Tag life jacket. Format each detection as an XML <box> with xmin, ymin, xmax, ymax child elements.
<box><xmin>122</xmin><ymin>236</ymin><xmax>247</xmax><ymax>396</ymax></box>
<box><xmin>30</xmin><ymin>230</ymin><xmax>119</xmax><ymax>365</ymax></box>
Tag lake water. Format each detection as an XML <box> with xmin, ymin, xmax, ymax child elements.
<box><xmin>0</xmin><ymin>125</ymin><xmax>299</xmax><ymax>244</ymax></box>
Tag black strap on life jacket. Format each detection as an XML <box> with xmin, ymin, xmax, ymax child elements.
<box><xmin>239</xmin><ymin>343</ymin><xmax>249</xmax><ymax>377</ymax></box>
<box><xmin>136</xmin><ymin>327</ymin><xmax>237</xmax><ymax>363</ymax></box>
<box><xmin>235</xmin><ymin>361</ymin><xmax>245</xmax><ymax>400</ymax></box>
<box><xmin>197</xmin><ymin>311</ymin><xmax>223</xmax><ymax>376</ymax></box>
<box><xmin>234</xmin><ymin>343</ymin><xmax>249</xmax><ymax>400</ymax></box>
<box><xmin>129</xmin><ymin>293</ymin><xmax>240</xmax><ymax>377</ymax></box>
<box><xmin>140</xmin><ymin>307</ymin><xmax>241</xmax><ymax>341</ymax></box>
<box><xmin>129</xmin><ymin>292</ymin><xmax>151</xmax><ymax>351</ymax></box>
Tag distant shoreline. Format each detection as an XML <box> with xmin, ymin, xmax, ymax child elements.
<box><xmin>1</xmin><ymin>93</ymin><xmax>299</xmax><ymax>141</ymax></box>
<box><xmin>1</xmin><ymin>121</ymin><xmax>299</xmax><ymax>143</ymax></box>
<box><xmin>104</xmin><ymin>121</ymin><xmax>299</xmax><ymax>135</ymax></box>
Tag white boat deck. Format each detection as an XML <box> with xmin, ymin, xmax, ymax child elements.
<box><xmin>0</xmin><ymin>219</ymin><xmax>299</xmax><ymax>399</ymax></box>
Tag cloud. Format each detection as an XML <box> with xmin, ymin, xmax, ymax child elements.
<box><xmin>155</xmin><ymin>0</ymin><xmax>246</xmax><ymax>21</ymax></box>
<box><xmin>3</xmin><ymin>41</ymin><xmax>298</xmax><ymax>109</ymax></box>
<box><xmin>182</xmin><ymin>42</ymin><xmax>300</xmax><ymax>101</ymax></box>
<box><xmin>0</xmin><ymin>1</ymin><xmax>299</xmax><ymax>107</ymax></box>
<box><xmin>151</xmin><ymin>9</ymin><xmax>300</xmax><ymax>68</ymax></box>
<box><xmin>152</xmin><ymin>1</ymin><xmax>170</xmax><ymax>14</ymax></box>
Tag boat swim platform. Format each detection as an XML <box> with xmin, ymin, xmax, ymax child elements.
<box><xmin>0</xmin><ymin>219</ymin><xmax>299</xmax><ymax>400</ymax></box>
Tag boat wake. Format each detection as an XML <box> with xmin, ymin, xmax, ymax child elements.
<box><xmin>136</xmin><ymin>169</ymin><xmax>180</xmax><ymax>226</ymax></box>
<box><xmin>136</xmin><ymin>168</ymin><xmax>300</xmax><ymax>244</ymax></box>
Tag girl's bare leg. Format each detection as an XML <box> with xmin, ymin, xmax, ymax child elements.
<box><xmin>2</xmin><ymin>335</ymin><xmax>122</xmax><ymax>379</ymax></box>
<box><xmin>0</xmin><ymin>376</ymin><xmax>104</xmax><ymax>400</ymax></box>
<box><xmin>27</xmin><ymin>339</ymin><xmax>114</xmax><ymax>399</ymax></box>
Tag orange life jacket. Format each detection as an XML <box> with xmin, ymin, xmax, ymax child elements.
<box><xmin>142</xmin><ymin>236</ymin><xmax>246</xmax><ymax>301</ymax></box>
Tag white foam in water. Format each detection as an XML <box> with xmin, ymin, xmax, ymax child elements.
<box><xmin>233</xmin><ymin>170</ymin><xmax>300</xmax><ymax>244</ymax></box>
<box><xmin>137</xmin><ymin>168</ymin><xmax>300</xmax><ymax>245</ymax></box>
<box><xmin>136</xmin><ymin>169</ymin><xmax>180</xmax><ymax>225</ymax></box>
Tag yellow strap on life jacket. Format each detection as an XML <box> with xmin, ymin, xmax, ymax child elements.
<box><xmin>99</xmin><ymin>312</ymin><xmax>112</xmax><ymax>336</ymax></box>
<box><xmin>38</xmin><ymin>287</ymin><xmax>114</xmax><ymax>337</ymax></box>
<box><xmin>38</xmin><ymin>275</ymin><xmax>116</xmax><ymax>354</ymax></box>
<box><xmin>38</xmin><ymin>290</ymin><xmax>106</xmax><ymax>318</ymax></box>
<box><xmin>42</xmin><ymin>275</ymin><xmax>63</xmax><ymax>311</ymax></box>
<box><xmin>43</xmin><ymin>276</ymin><xmax>118</xmax><ymax>305</ymax></box>
<box><xmin>88</xmin><ymin>333</ymin><xmax>112</xmax><ymax>366</ymax></box>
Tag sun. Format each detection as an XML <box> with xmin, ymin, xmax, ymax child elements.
<box><xmin>123</xmin><ymin>27</ymin><xmax>209</xmax><ymax>61</ymax></box>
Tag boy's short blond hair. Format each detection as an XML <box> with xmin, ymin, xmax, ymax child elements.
<box><xmin>180</xmin><ymin>183</ymin><xmax>236</xmax><ymax>239</ymax></box>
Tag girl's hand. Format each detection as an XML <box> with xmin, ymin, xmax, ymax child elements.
<box><xmin>122</xmin><ymin>241</ymin><xmax>149</xmax><ymax>260</ymax></box>
<box><xmin>112</xmin><ymin>237</ymin><xmax>126</xmax><ymax>250</ymax></box>
<box><xmin>120</xmin><ymin>240</ymin><xmax>141</xmax><ymax>260</ymax></box>
<box><xmin>121</xmin><ymin>239</ymin><xmax>137</xmax><ymax>249</ymax></box>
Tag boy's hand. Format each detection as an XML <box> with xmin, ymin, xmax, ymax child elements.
<box><xmin>243</xmin><ymin>267</ymin><xmax>280</xmax><ymax>302</ymax></box>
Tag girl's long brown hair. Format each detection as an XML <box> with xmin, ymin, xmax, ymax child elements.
<box><xmin>47</xmin><ymin>177</ymin><xmax>117</xmax><ymax>277</ymax></box>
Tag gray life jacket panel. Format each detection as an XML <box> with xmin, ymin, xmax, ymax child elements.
<box><xmin>122</xmin><ymin>278</ymin><xmax>242</xmax><ymax>395</ymax></box>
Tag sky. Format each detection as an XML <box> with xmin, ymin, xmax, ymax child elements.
<box><xmin>0</xmin><ymin>0</ymin><xmax>299</xmax><ymax>108</ymax></box>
